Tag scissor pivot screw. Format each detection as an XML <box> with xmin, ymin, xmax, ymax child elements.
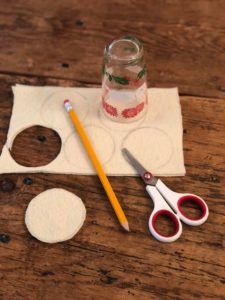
<box><xmin>144</xmin><ymin>172</ymin><xmax>152</xmax><ymax>180</ymax></box>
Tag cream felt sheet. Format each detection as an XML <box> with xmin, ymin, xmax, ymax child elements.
<box><xmin>0</xmin><ymin>85</ymin><xmax>185</xmax><ymax>176</ymax></box>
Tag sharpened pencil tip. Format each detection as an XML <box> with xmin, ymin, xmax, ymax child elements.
<box><xmin>122</xmin><ymin>222</ymin><xmax>130</xmax><ymax>232</ymax></box>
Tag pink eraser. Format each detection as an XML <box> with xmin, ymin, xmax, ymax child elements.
<box><xmin>64</xmin><ymin>99</ymin><xmax>70</xmax><ymax>104</ymax></box>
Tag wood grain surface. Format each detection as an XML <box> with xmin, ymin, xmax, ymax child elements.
<box><xmin>0</xmin><ymin>0</ymin><xmax>225</xmax><ymax>98</ymax></box>
<box><xmin>0</xmin><ymin>1</ymin><xmax>225</xmax><ymax>300</ymax></box>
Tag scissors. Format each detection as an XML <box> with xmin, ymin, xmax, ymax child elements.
<box><xmin>122</xmin><ymin>148</ymin><xmax>209</xmax><ymax>242</ymax></box>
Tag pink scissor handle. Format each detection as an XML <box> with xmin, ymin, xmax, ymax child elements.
<box><xmin>146</xmin><ymin>185</ymin><xmax>182</xmax><ymax>242</ymax></box>
<box><xmin>156</xmin><ymin>180</ymin><xmax>209</xmax><ymax>226</ymax></box>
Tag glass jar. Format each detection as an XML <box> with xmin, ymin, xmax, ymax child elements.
<box><xmin>101</xmin><ymin>35</ymin><xmax>148</xmax><ymax>123</ymax></box>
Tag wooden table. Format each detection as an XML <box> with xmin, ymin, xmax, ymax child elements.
<box><xmin>0</xmin><ymin>1</ymin><xmax>225</xmax><ymax>299</ymax></box>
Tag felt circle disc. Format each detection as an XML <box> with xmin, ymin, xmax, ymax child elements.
<box><xmin>25</xmin><ymin>188</ymin><xmax>86</xmax><ymax>243</ymax></box>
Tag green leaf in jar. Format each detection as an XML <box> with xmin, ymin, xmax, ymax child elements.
<box><xmin>137</xmin><ymin>65</ymin><xmax>147</xmax><ymax>79</ymax></box>
<box><xmin>112</xmin><ymin>76</ymin><xmax>129</xmax><ymax>85</ymax></box>
<box><xmin>108</xmin><ymin>74</ymin><xmax>113</xmax><ymax>81</ymax></box>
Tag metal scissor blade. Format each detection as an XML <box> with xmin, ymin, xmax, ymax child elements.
<box><xmin>122</xmin><ymin>148</ymin><xmax>158</xmax><ymax>186</ymax></box>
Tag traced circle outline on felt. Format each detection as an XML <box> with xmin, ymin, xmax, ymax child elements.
<box><xmin>41</xmin><ymin>90</ymin><xmax>89</xmax><ymax>127</ymax></box>
<box><xmin>64</xmin><ymin>125</ymin><xmax>116</xmax><ymax>171</ymax></box>
<box><xmin>121</xmin><ymin>127</ymin><xmax>173</xmax><ymax>171</ymax></box>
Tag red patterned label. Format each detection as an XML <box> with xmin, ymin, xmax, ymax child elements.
<box><xmin>102</xmin><ymin>98</ymin><xmax>118</xmax><ymax>117</ymax></box>
<box><xmin>122</xmin><ymin>101</ymin><xmax>145</xmax><ymax>119</ymax></box>
<box><xmin>136</xmin><ymin>102</ymin><xmax>145</xmax><ymax>113</ymax></box>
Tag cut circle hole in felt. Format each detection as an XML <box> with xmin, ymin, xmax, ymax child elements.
<box><xmin>10</xmin><ymin>125</ymin><xmax>61</xmax><ymax>167</ymax></box>
<box><xmin>25</xmin><ymin>188</ymin><xmax>86</xmax><ymax>243</ymax></box>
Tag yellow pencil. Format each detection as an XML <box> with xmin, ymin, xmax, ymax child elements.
<box><xmin>64</xmin><ymin>99</ymin><xmax>129</xmax><ymax>232</ymax></box>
